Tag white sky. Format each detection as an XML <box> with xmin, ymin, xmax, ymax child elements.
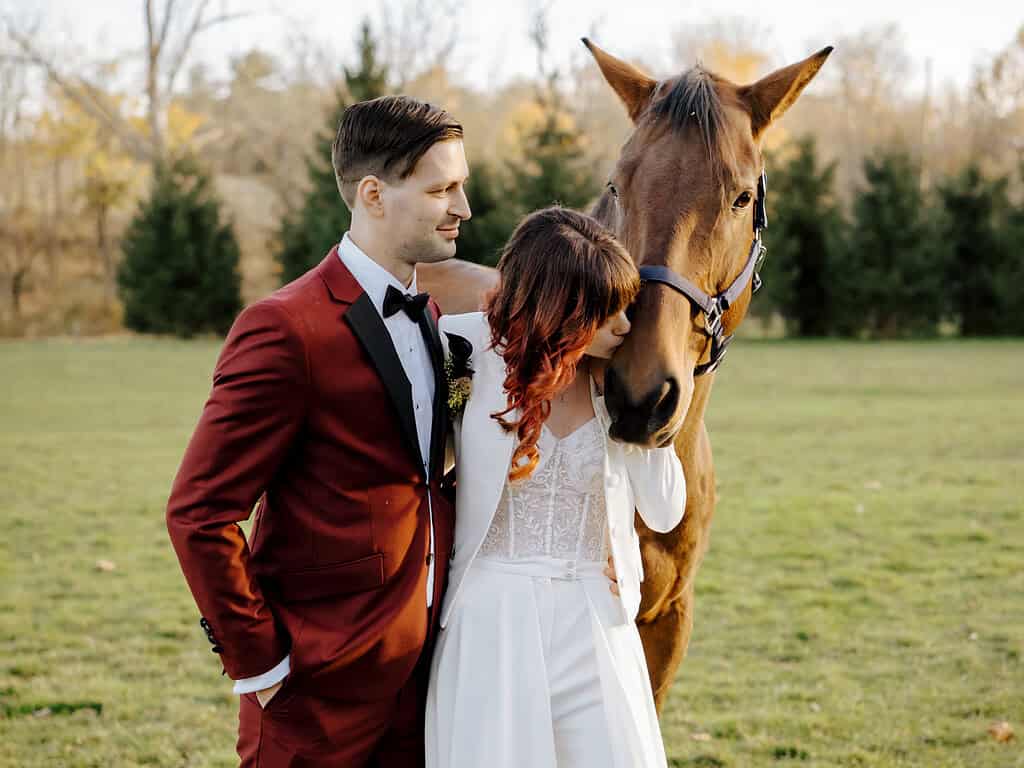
<box><xmin>19</xmin><ymin>0</ymin><xmax>1024</xmax><ymax>95</ymax></box>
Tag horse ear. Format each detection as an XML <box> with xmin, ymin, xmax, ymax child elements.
<box><xmin>740</xmin><ymin>46</ymin><xmax>833</xmax><ymax>140</ymax></box>
<box><xmin>582</xmin><ymin>38</ymin><xmax>658</xmax><ymax>123</ymax></box>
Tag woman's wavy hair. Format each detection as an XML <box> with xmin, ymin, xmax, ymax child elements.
<box><xmin>484</xmin><ymin>206</ymin><xmax>640</xmax><ymax>483</ymax></box>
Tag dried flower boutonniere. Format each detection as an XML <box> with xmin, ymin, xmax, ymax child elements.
<box><xmin>443</xmin><ymin>332</ymin><xmax>474</xmax><ymax>417</ymax></box>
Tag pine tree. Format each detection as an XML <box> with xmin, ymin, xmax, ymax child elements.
<box><xmin>118</xmin><ymin>156</ymin><xmax>242</xmax><ymax>337</ymax></box>
<box><xmin>839</xmin><ymin>151</ymin><xmax>947</xmax><ymax>338</ymax></box>
<box><xmin>455</xmin><ymin>81</ymin><xmax>600</xmax><ymax>266</ymax></box>
<box><xmin>456</xmin><ymin>163</ymin><xmax>518</xmax><ymax>266</ymax></box>
<box><xmin>1002</xmin><ymin>178</ymin><xmax>1024</xmax><ymax>336</ymax></box>
<box><xmin>764</xmin><ymin>137</ymin><xmax>845</xmax><ymax>336</ymax></box>
<box><xmin>938</xmin><ymin>164</ymin><xmax>1014</xmax><ymax>336</ymax></box>
<box><xmin>506</xmin><ymin>95</ymin><xmax>600</xmax><ymax>216</ymax></box>
<box><xmin>275</xmin><ymin>20</ymin><xmax>388</xmax><ymax>283</ymax></box>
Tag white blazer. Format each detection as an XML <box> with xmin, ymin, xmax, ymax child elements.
<box><xmin>438</xmin><ymin>311</ymin><xmax>686</xmax><ymax>628</ymax></box>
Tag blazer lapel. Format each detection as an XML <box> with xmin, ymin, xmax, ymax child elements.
<box><xmin>344</xmin><ymin>292</ymin><xmax>424</xmax><ymax>470</ymax></box>
<box><xmin>458</xmin><ymin>344</ymin><xmax>517</xmax><ymax>535</ymax></box>
<box><xmin>423</xmin><ymin>306</ymin><xmax>448</xmax><ymax>477</ymax></box>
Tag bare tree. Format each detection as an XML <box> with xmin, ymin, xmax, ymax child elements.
<box><xmin>0</xmin><ymin>60</ymin><xmax>38</xmax><ymax>322</ymax></box>
<box><xmin>971</xmin><ymin>25</ymin><xmax>1024</xmax><ymax>179</ymax></box>
<box><xmin>2</xmin><ymin>1</ymin><xmax>250</xmax><ymax>167</ymax></box>
<box><xmin>669</xmin><ymin>16</ymin><xmax>776</xmax><ymax>82</ymax></box>
<box><xmin>379</xmin><ymin>0</ymin><xmax>464</xmax><ymax>88</ymax></box>
<box><xmin>816</xmin><ymin>24</ymin><xmax>912</xmax><ymax>193</ymax></box>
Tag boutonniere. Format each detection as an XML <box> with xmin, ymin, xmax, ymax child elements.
<box><xmin>443</xmin><ymin>332</ymin><xmax>474</xmax><ymax>417</ymax></box>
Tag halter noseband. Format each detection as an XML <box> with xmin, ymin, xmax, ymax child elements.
<box><xmin>610</xmin><ymin>170</ymin><xmax>768</xmax><ymax>377</ymax></box>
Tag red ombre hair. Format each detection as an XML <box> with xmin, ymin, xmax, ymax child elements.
<box><xmin>484</xmin><ymin>207</ymin><xmax>640</xmax><ymax>483</ymax></box>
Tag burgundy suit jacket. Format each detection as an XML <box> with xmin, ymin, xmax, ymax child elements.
<box><xmin>166</xmin><ymin>248</ymin><xmax>453</xmax><ymax>702</ymax></box>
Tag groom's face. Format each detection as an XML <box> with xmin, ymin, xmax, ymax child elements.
<box><xmin>384</xmin><ymin>139</ymin><xmax>472</xmax><ymax>265</ymax></box>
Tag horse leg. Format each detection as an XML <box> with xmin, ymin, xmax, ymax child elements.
<box><xmin>637</xmin><ymin>582</ymin><xmax>695</xmax><ymax>712</ymax></box>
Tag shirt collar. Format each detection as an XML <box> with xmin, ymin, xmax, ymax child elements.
<box><xmin>338</xmin><ymin>232</ymin><xmax>418</xmax><ymax>316</ymax></box>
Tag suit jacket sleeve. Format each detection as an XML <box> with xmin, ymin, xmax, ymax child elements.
<box><xmin>622</xmin><ymin>443</ymin><xmax>687</xmax><ymax>534</ymax></box>
<box><xmin>166</xmin><ymin>299</ymin><xmax>309</xmax><ymax>679</ymax></box>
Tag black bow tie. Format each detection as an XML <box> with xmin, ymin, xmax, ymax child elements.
<box><xmin>383</xmin><ymin>284</ymin><xmax>430</xmax><ymax>322</ymax></box>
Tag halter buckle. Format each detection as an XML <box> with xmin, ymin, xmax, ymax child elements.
<box><xmin>752</xmin><ymin>240</ymin><xmax>767</xmax><ymax>294</ymax></box>
<box><xmin>706</xmin><ymin>299</ymin><xmax>724</xmax><ymax>337</ymax></box>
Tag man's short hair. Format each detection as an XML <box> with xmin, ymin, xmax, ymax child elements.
<box><xmin>332</xmin><ymin>95</ymin><xmax>463</xmax><ymax>209</ymax></box>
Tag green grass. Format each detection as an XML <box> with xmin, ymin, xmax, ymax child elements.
<box><xmin>1</xmin><ymin>337</ymin><xmax>1021</xmax><ymax>767</ymax></box>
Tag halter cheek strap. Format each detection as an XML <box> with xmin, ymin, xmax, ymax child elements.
<box><xmin>634</xmin><ymin>169</ymin><xmax>768</xmax><ymax>376</ymax></box>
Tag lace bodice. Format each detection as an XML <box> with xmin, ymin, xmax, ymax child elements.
<box><xmin>477</xmin><ymin>417</ymin><xmax>609</xmax><ymax>563</ymax></box>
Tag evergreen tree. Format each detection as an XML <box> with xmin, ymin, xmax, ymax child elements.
<box><xmin>275</xmin><ymin>20</ymin><xmax>388</xmax><ymax>283</ymax></box>
<box><xmin>838</xmin><ymin>151</ymin><xmax>947</xmax><ymax>337</ymax></box>
<box><xmin>506</xmin><ymin>97</ymin><xmax>600</xmax><ymax>216</ymax></box>
<box><xmin>456</xmin><ymin>163</ymin><xmax>518</xmax><ymax>266</ymax></box>
<box><xmin>458</xmin><ymin>84</ymin><xmax>599</xmax><ymax>267</ymax></box>
<box><xmin>763</xmin><ymin>137</ymin><xmax>845</xmax><ymax>336</ymax></box>
<box><xmin>1002</xmin><ymin>181</ymin><xmax>1024</xmax><ymax>336</ymax></box>
<box><xmin>118</xmin><ymin>156</ymin><xmax>242</xmax><ymax>338</ymax></box>
<box><xmin>937</xmin><ymin>164</ymin><xmax>1014</xmax><ymax>336</ymax></box>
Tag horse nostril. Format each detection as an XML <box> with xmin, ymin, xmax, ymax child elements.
<box><xmin>654</xmin><ymin>377</ymin><xmax>680</xmax><ymax>420</ymax></box>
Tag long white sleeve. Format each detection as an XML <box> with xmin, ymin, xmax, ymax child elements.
<box><xmin>622</xmin><ymin>443</ymin><xmax>686</xmax><ymax>534</ymax></box>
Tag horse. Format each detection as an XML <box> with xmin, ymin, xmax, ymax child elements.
<box><xmin>421</xmin><ymin>39</ymin><xmax>832</xmax><ymax>711</ymax></box>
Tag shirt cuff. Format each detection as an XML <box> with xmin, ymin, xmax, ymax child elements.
<box><xmin>232</xmin><ymin>655</ymin><xmax>290</xmax><ymax>694</ymax></box>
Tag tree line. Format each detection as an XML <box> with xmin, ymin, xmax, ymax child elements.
<box><xmin>117</xmin><ymin>19</ymin><xmax>1023</xmax><ymax>339</ymax></box>
<box><xmin>761</xmin><ymin>138</ymin><xmax>1024</xmax><ymax>337</ymax></box>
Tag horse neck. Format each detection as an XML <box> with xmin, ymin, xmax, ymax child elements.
<box><xmin>685</xmin><ymin>369</ymin><xmax>713</xmax><ymax>426</ymax></box>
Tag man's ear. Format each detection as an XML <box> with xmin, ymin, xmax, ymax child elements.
<box><xmin>356</xmin><ymin>176</ymin><xmax>385</xmax><ymax>217</ymax></box>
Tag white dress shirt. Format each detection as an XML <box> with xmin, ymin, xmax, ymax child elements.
<box><xmin>233</xmin><ymin>232</ymin><xmax>438</xmax><ymax>694</ymax></box>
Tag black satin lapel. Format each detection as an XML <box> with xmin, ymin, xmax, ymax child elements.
<box><xmin>344</xmin><ymin>293</ymin><xmax>424</xmax><ymax>469</ymax></box>
<box><xmin>422</xmin><ymin>309</ymin><xmax>448</xmax><ymax>477</ymax></box>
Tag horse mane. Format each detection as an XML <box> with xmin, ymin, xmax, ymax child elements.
<box><xmin>648</xmin><ymin>66</ymin><xmax>739</xmax><ymax>183</ymax></box>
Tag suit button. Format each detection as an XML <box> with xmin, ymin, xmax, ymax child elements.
<box><xmin>426</xmin><ymin>553</ymin><xmax>434</xmax><ymax>566</ymax></box>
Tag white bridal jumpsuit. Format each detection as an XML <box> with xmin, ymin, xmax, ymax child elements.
<box><xmin>425</xmin><ymin>416</ymin><xmax>668</xmax><ymax>768</ymax></box>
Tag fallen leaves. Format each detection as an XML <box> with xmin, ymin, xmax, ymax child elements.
<box><xmin>988</xmin><ymin>721</ymin><xmax>1014</xmax><ymax>743</ymax></box>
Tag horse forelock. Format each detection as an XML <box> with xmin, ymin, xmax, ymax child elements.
<box><xmin>649</xmin><ymin>66</ymin><xmax>744</xmax><ymax>187</ymax></box>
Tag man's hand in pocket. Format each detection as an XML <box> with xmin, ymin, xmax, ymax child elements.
<box><xmin>255</xmin><ymin>680</ymin><xmax>283</xmax><ymax>709</ymax></box>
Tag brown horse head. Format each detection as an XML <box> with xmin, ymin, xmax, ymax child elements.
<box><xmin>584</xmin><ymin>39</ymin><xmax>832</xmax><ymax>446</ymax></box>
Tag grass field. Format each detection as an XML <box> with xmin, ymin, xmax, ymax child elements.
<box><xmin>1</xmin><ymin>337</ymin><xmax>1021</xmax><ymax>767</ymax></box>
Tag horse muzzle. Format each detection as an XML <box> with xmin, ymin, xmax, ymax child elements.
<box><xmin>604</xmin><ymin>365</ymin><xmax>684</xmax><ymax>447</ymax></box>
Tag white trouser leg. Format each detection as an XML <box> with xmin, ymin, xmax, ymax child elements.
<box><xmin>547</xmin><ymin>578</ymin><xmax>617</xmax><ymax>768</ymax></box>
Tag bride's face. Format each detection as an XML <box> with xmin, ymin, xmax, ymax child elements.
<box><xmin>584</xmin><ymin>308</ymin><xmax>631</xmax><ymax>359</ymax></box>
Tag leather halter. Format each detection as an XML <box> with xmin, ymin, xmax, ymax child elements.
<box><xmin>609</xmin><ymin>170</ymin><xmax>768</xmax><ymax>377</ymax></box>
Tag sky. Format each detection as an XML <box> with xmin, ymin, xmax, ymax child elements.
<box><xmin>19</xmin><ymin>0</ymin><xmax>1024</xmax><ymax>95</ymax></box>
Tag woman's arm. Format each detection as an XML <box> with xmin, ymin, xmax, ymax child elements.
<box><xmin>590</xmin><ymin>358</ymin><xmax>685</xmax><ymax>533</ymax></box>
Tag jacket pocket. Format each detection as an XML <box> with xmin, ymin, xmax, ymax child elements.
<box><xmin>264</xmin><ymin>553</ymin><xmax>385</xmax><ymax>602</ymax></box>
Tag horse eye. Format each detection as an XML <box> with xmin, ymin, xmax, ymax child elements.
<box><xmin>733</xmin><ymin>191</ymin><xmax>752</xmax><ymax>209</ymax></box>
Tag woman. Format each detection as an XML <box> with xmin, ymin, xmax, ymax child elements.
<box><xmin>427</xmin><ymin>207</ymin><xmax>686</xmax><ymax>768</ymax></box>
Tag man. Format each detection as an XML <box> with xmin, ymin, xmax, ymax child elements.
<box><xmin>167</xmin><ymin>95</ymin><xmax>471</xmax><ymax>766</ymax></box>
